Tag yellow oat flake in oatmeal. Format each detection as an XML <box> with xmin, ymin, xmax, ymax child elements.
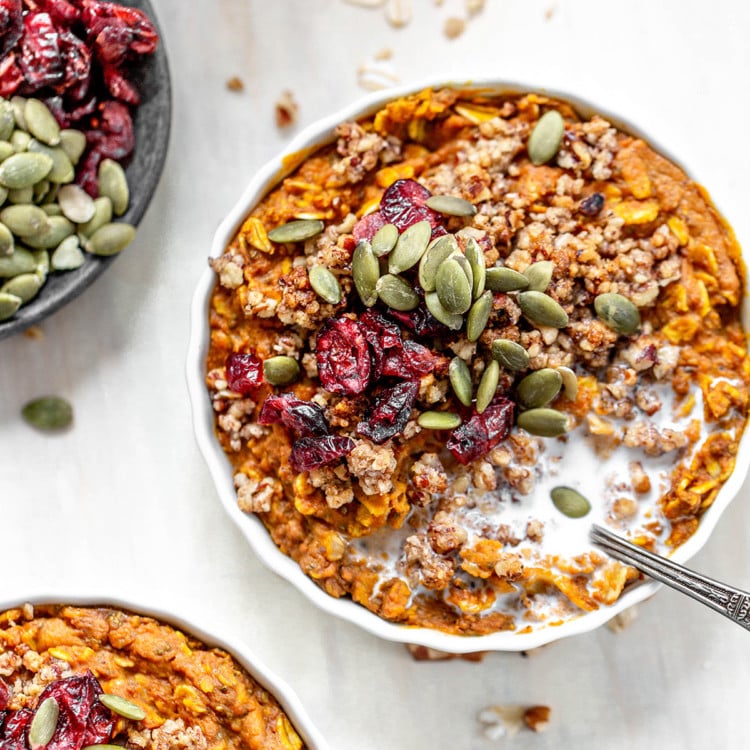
<box><xmin>206</xmin><ymin>88</ymin><xmax>749</xmax><ymax>636</ymax></box>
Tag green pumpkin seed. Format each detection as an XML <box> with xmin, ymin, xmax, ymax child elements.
<box><xmin>98</xmin><ymin>158</ymin><xmax>129</xmax><ymax>215</ymax></box>
<box><xmin>550</xmin><ymin>486</ymin><xmax>591</xmax><ymax>519</ymax></box>
<box><xmin>352</xmin><ymin>240</ymin><xmax>379</xmax><ymax>307</ymax></box>
<box><xmin>516</xmin><ymin>407</ymin><xmax>568</xmax><ymax>437</ymax></box>
<box><xmin>42</xmin><ymin>203</ymin><xmax>62</xmax><ymax>216</ymax></box>
<box><xmin>28</xmin><ymin>696</ymin><xmax>59</xmax><ymax>748</ymax></box>
<box><xmin>0</xmin><ymin>152</ymin><xmax>53</xmax><ymax>189</ymax></box>
<box><xmin>41</xmin><ymin>183</ymin><xmax>59</xmax><ymax>206</ymax></box>
<box><xmin>476</xmin><ymin>359</ymin><xmax>500</xmax><ymax>414</ymax></box>
<box><xmin>466</xmin><ymin>290</ymin><xmax>493</xmax><ymax>342</ymax></box>
<box><xmin>0</xmin><ymin>222</ymin><xmax>12</xmax><ymax>255</ymax></box>
<box><xmin>33</xmin><ymin>249</ymin><xmax>49</xmax><ymax>278</ymax></box>
<box><xmin>417</xmin><ymin>410</ymin><xmax>462</xmax><ymax>430</ymax></box>
<box><xmin>51</xmin><ymin>236</ymin><xmax>85</xmax><ymax>271</ymax></box>
<box><xmin>424</xmin><ymin>194</ymin><xmax>477</xmax><ymax>217</ymax></box>
<box><xmin>7</xmin><ymin>185</ymin><xmax>33</xmax><ymax>204</ymax></box>
<box><xmin>464</xmin><ymin>238</ymin><xmax>486</xmax><ymax>299</ymax></box>
<box><xmin>485</xmin><ymin>266</ymin><xmax>529</xmax><ymax>292</ymax></box>
<box><xmin>267</xmin><ymin>218</ymin><xmax>324</xmax><ymax>243</ymax></box>
<box><xmin>263</xmin><ymin>356</ymin><xmax>300</xmax><ymax>386</ymax></box>
<box><xmin>59</xmin><ymin>129</ymin><xmax>87</xmax><ymax>165</ymax></box>
<box><xmin>1</xmin><ymin>272</ymin><xmax>42</xmax><ymax>302</ymax></box>
<box><xmin>436</xmin><ymin>257</ymin><xmax>472</xmax><ymax>314</ymax></box>
<box><xmin>424</xmin><ymin>290</ymin><xmax>463</xmax><ymax>330</ymax></box>
<box><xmin>10</xmin><ymin>129</ymin><xmax>30</xmax><ymax>153</ymax></box>
<box><xmin>24</xmin><ymin>99</ymin><xmax>61</xmax><ymax>146</ymax></box>
<box><xmin>516</xmin><ymin>368</ymin><xmax>562</xmax><ymax>409</ymax></box>
<box><xmin>418</xmin><ymin>233</ymin><xmax>457</xmax><ymax>292</ymax></box>
<box><xmin>0</xmin><ymin>204</ymin><xmax>49</xmax><ymax>238</ymax></box>
<box><xmin>0</xmin><ymin>246</ymin><xmax>35</xmax><ymax>277</ymax></box>
<box><xmin>594</xmin><ymin>292</ymin><xmax>641</xmax><ymax>335</ymax></box>
<box><xmin>24</xmin><ymin>216</ymin><xmax>74</xmax><ymax>249</ymax></box>
<box><xmin>528</xmin><ymin>110</ymin><xmax>565</xmax><ymax>166</ymax></box>
<box><xmin>376</xmin><ymin>273</ymin><xmax>419</xmax><ymax>311</ymax></box>
<box><xmin>0</xmin><ymin>101</ymin><xmax>14</xmax><ymax>141</ymax></box>
<box><xmin>84</xmin><ymin>222</ymin><xmax>136</xmax><ymax>256</ymax></box>
<box><xmin>523</xmin><ymin>260</ymin><xmax>554</xmax><ymax>292</ymax></box>
<box><xmin>10</xmin><ymin>96</ymin><xmax>26</xmax><ymax>130</ymax></box>
<box><xmin>22</xmin><ymin>395</ymin><xmax>73</xmax><ymax>430</ymax></box>
<box><xmin>518</xmin><ymin>290</ymin><xmax>568</xmax><ymax>328</ymax></box>
<box><xmin>0</xmin><ymin>291</ymin><xmax>21</xmax><ymax>320</ymax></box>
<box><xmin>448</xmin><ymin>356</ymin><xmax>473</xmax><ymax>407</ymax></box>
<box><xmin>26</xmin><ymin>141</ymin><xmax>74</xmax><ymax>184</ymax></box>
<box><xmin>388</xmin><ymin>219</ymin><xmax>430</xmax><ymax>274</ymax></box>
<box><xmin>454</xmin><ymin>253</ymin><xmax>473</xmax><ymax>288</ymax></box>
<box><xmin>557</xmin><ymin>366</ymin><xmax>578</xmax><ymax>400</ymax></box>
<box><xmin>98</xmin><ymin>693</ymin><xmax>146</xmax><ymax>722</ymax></box>
<box><xmin>491</xmin><ymin>339</ymin><xmax>530</xmax><ymax>371</ymax></box>
<box><xmin>57</xmin><ymin>184</ymin><xmax>96</xmax><ymax>224</ymax></box>
<box><xmin>0</xmin><ymin>141</ymin><xmax>14</xmax><ymax>162</ymax></box>
<box><xmin>0</xmin><ymin>186</ymin><xmax>6</xmax><ymax>206</ymax></box>
<box><xmin>371</xmin><ymin>222</ymin><xmax>398</xmax><ymax>257</ymax></box>
<box><xmin>308</xmin><ymin>265</ymin><xmax>341</xmax><ymax>304</ymax></box>
<box><xmin>78</xmin><ymin>197</ymin><xmax>112</xmax><ymax>237</ymax></box>
<box><xmin>33</xmin><ymin>179</ymin><xmax>50</xmax><ymax>204</ymax></box>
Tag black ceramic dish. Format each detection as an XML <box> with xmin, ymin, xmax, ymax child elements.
<box><xmin>0</xmin><ymin>0</ymin><xmax>172</xmax><ymax>341</ymax></box>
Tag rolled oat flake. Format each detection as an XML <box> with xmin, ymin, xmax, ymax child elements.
<box><xmin>22</xmin><ymin>395</ymin><xmax>73</xmax><ymax>431</ymax></box>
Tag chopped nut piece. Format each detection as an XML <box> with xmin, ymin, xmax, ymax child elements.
<box><xmin>275</xmin><ymin>90</ymin><xmax>299</xmax><ymax>128</ymax></box>
<box><xmin>524</xmin><ymin>705</ymin><xmax>551</xmax><ymax>733</ymax></box>
<box><xmin>226</xmin><ymin>76</ymin><xmax>244</xmax><ymax>92</ymax></box>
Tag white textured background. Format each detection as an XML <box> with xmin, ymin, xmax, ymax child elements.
<box><xmin>1</xmin><ymin>1</ymin><xmax>749</xmax><ymax>748</ymax></box>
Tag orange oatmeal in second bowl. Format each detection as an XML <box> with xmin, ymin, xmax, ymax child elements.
<box><xmin>203</xmin><ymin>86</ymin><xmax>750</xmax><ymax>638</ymax></box>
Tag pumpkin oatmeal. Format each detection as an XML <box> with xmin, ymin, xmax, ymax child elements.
<box><xmin>205</xmin><ymin>88</ymin><xmax>750</xmax><ymax>636</ymax></box>
<box><xmin>0</xmin><ymin>604</ymin><xmax>305</xmax><ymax>749</ymax></box>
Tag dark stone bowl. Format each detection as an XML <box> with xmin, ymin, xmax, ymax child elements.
<box><xmin>0</xmin><ymin>0</ymin><xmax>172</xmax><ymax>341</ymax></box>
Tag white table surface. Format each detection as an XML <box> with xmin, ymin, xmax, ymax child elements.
<box><xmin>2</xmin><ymin>1</ymin><xmax>749</xmax><ymax>748</ymax></box>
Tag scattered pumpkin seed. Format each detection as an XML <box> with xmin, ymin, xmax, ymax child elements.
<box><xmin>0</xmin><ymin>152</ymin><xmax>53</xmax><ymax>189</ymax></box>
<box><xmin>417</xmin><ymin>410</ymin><xmax>462</xmax><ymax>430</ymax></box>
<box><xmin>59</xmin><ymin>129</ymin><xmax>87</xmax><ymax>164</ymax></box>
<box><xmin>466</xmin><ymin>290</ymin><xmax>493</xmax><ymax>342</ymax></box>
<box><xmin>436</xmin><ymin>257</ymin><xmax>472</xmax><ymax>314</ymax></box>
<box><xmin>24</xmin><ymin>99</ymin><xmax>61</xmax><ymax>146</ymax></box>
<box><xmin>425</xmin><ymin>290</ymin><xmax>463</xmax><ymax>329</ymax></box>
<box><xmin>0</xmin><ymin>101</ymin><xmax>14</xmax><ymax>141</ymax></box>
<box><xmin>550</xmin><ymin>486</ymin><xmax>591</xmax><ymax>518</ymax></box>
<box><xmin>23</xmin><ymin>216</ymin><xmax>74</xmax><ymax>249</ymax></box>
<box><xmin>28</xmin><ymin>696</ymin><xmax>59</xmax><ymax>749</ymax></box>
<box><xmin>97</xmin><ymin>158</ymin><xmax>128</xmax><ymax>214</ymax></box>
<box><xmin>594</xmin><ymin>292</ymin><xmax>641</xmax><ymax>335</ymax></box>
<box><xmin>98</xmin><ymin>694</ymin><xmax>146</xmax><ymax>722</ymax></box>
<box><xmin>0</xmin><ymin>246</ymin><xmax>35</xmax><ymax>277</ymax></box>
<box><xmin>78</xmin><ymin>196</ymin><xmax>112</xmax><ymax>237</ymax></box>
<box><xmin>0</xmin><ymin>222</ymin><xmax>12</xmax><ymax>255</ymax></box>
<box><xmin>0</xmin><ymin>142</ymin><xmax>13</xmax><ymax>163</ymax></box>
<box><xmin>485</xmin><ymin>266</ymin><xmax>529</xmax><ymax>292</ymax></box>
<box><xmin>352</xmin><ymin>240</ymin><xmax>379</xmax><ymax>306</ymax></box>
<box><xmin>418</xmin><ymin>233</ymin><xmax>457</xmax><ymax>292</ymax></box>
<box><xmin>518</xmin><ymin>290</ymin><xmax>569</xmax><ymax>328</ymax></box>
<box><xmin>0</xmin><ymin>291</ymin><xmax>21</xmax><ymax>320</ymax></box>
<box><xmin>22</xmin><ymin>395</ymin><xmax>73</xmax><ymax>430</ymax></box>
<box><xmin>10</xmin><ymin>129</ymin><xmax>30</xmax><ymax>153</ymax></box>
<box><xmin>263</xmin><ymin>356</ymin><xmax>300</xmax><ymax>386</ymax></box>
<box><xmin>476</xmin><ymin>359</ymin><xmax>500</xmax><ymax>414</ymax></box>
<box><xmin>371</xmin><ymin>222</ymin><xmax>398</xmax><ymax>257</ymax></box>
<box><xmin>516</xmin><ymin>368</ymin><xmax>562</xmax><ymax>409</ymax></box>
<box><xmin>10</xmin><ymin>96</ymin><xmax>27</xmax><ymax>129</ymax></box>
<box><xmin>27</xmin><ymin>141</ymin><xmax>74</xmax><ymax>184</ymax></box>
<box><xmin>1</xmin><ymin>272</ymin><xmax>42</xmax><ymax>302</ymax></box>
<box><xmin>84</xmin><ymin>222</ymin><xmax>136</xmax><ymax>256</ymax></box>
<box><xmin>516</xmin><ymin>407</ymin><xmax>568</xmax><ymax>437</ymax></box>
<box><xmin>448</xmin><ymin>356</ymin><xmax>473</xmax><ymax>406</ymax></box>
<box><xmin>528</xmin><ymin>110</ymin><xmax>565</xmax><ymax>166</ymax></box>
<box><xmin>491</xmin><ymin>339</ymin><xmax>530</xmax><ymax>371</ymax></box>
<box><xmin>388</xmin><ymin>219</ymin><xmax>430</xmax><ymax>274</ymax></box>
<box><xmin>523</xmin><ymin>260</ymin><xmax>554</xmax><ymax>292</ymax></box>
<box><xmin>57</xmin><ymin>184</ymin><xmax>96</xmax><ymax>224</ymax></box>
<box><xmin>267</xmin><ymin>218</ymin><xmax>324</xmax><ymax>243</ymax></box>
<box><xmin>0</xmin><ymin>204</ymin><xmax>49</xmax><ymax>237</ymax></box>
<box><xmin>464</xmin><ymin>237</ymin><xmax>486</xmax><ymax>299</ymax></box>
<box><xmin>7</xmin><ymin>185</ymin><xmax>33</xmax><ymax>204</ymax></box>
<box><xmin>308</xmin><ymin>265</ymin><xmax>341</xmax><ymax>304</ymax></box>
<box><xmin>424</xmin><ymin>194</ymin><xmax>477</xmax><ymax>216</ymax></box>
<box><xmin>557</xmin><ymin>366</ymin><xmax>578</xmax><ymax>400</ymax></box>
<box><xmin>51</xmin><ymin>235</ymin><xmax>85</xmax><ymax>271</ymax></box>
<box><xmin>41</xmin><ymin>203</ymin><xmax>62</xmax><ymax>216</ymax></box>
<box><xmin>376</xmin><ymin>273</ymin><xmax>419</xmax><ymax>310</ymax></box>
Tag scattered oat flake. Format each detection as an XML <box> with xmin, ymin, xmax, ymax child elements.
<box><xmin>444</xmin><ymin>16</ymin><xmax>465</xmax><ymax>39</ymax></box>
<box><xmin>357</xmin><ymin>62</ymin><xmax>400</xmax><ymax>92</ymax></box>
<box><xmin>226</xmin><ymin>76</ymin><xmax>244</xmax><ymax>92</ymax></box>
<box><xmin>466</xmin><ymin>0</ymin><xmax>485</xmax><ymax>13</ymax></box>
<box><xmin>275</xmin><ymin>90</ymin><xmax>299</xmax><ymax>128</ymax></box>
<box><xmin>375</xmin><ymin>47</ymin><xmax>393</xmax><ymax>60</ymax></box>
<box><xmin>406</xmin><ymin>644</ymin><xmax>486</xmax><ymax>661</ymax></box>
<box><xmin>479</xmin><ymin>705</ymin><xmax>552</xmax><ymax>740</ymax></box>
<box><xmin>385</xmin><ymin>0</ymin><xmax>412</xmax><ymax>27</ymax></box>
<box><xmin>545</xmin><ymin>4</ymin><xmax>557</xmax><ymax>20</ymax></box>
<box><xmin>607</xmin><ymin>605</ymin><xmax>639</xmax><ymax>632</ymax></box>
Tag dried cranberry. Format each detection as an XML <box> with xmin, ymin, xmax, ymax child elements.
<box><xmin>316</xmin><ymin>318</ymin><xmax>372</xmax><ymax>395</ymax></box>
<box><xmin>356</xmin><ymin>380</ymin><xmax>418</xmax><ymax>444</ymax></box>
<box><xmin>81</xmin><ymin>0</ymin><xmax>159</xmax><ymax>65</ymax></box>
<box><xmin>30</xmin><ymin>0</ymin><xmax>80</xmax><ymax>27</ymax></box>
<box><xmin>87</xmin><ymin>100</ymin><xmax>134</xmax><ymax>158</ymax></box>
<box><xmin>57</xmin><ymin>29</ymin><xmax>92</xmax><ymax>101</ymax></box>
<box><xmin>0</xmin><ymin>0</ymin><xmax>22</xmax><ymax>58</ymax></box>
<box><xmin>387</xmin><ymin>306</ymin><xmax>447</xmax><ymax>337</ymax></box>
<box><xmin>352</xmin><ymin>211</ymin><xmax>386</xmax><ymax>243</ymax></box>
<box><xmin>0</xmin><ymin>51</ymin><xmax>23</xmax><ymax>97</ymax></box>
<box><xmin>381</xmin><ymin>339</ymin><xmax>440</xmax><ymax>380</ymax></box>
<box><xmin>102</xmin><ymin>62</ymin><xmax>139</xmax><ymax>104</ymax></box>
<box><xmin>579</xmin><ymin>192</ymin><xmax>605</xmax><ymax>217</ymax></box>
<box><xmin>18</xmin><ymin>12</ymin><xmax>63</xmax><ymax>90</ymax></box>
<box><xmin>76</xmin><ymin>146</ymin><xmax>101</xmax><ymax>195</ymax></box>
<box><xmin>379</xmin><ymin>179</ymin><xmax>444</xmax><ymax>234</ymax></box>
<box><xmin>290</xmin><ymin>435</ymin><xmax>355</xmax><ymax>472</ymax></box>
<box><xmin>225</xmin><ymin>352</ymin><xmax>263</xmax><ymax>395</ymax></box>
<box><xmin>258</xmin><ymin>393</ymin><xmax>329</xmax><ymax>437</ymax></box>
<box><xmin>0</xmin><ymin>707</ymin><xmax>32</xmax><ymax>750</ymax></box>
<box><xmin>447</xmin><ymin>397</ymin><xmax>515</xmax><ymax>464</ymax></box>
<box><xmin>359</xmin><ymin>309</ymin><xmax>402</xmax><ymax>379</ymax></box>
